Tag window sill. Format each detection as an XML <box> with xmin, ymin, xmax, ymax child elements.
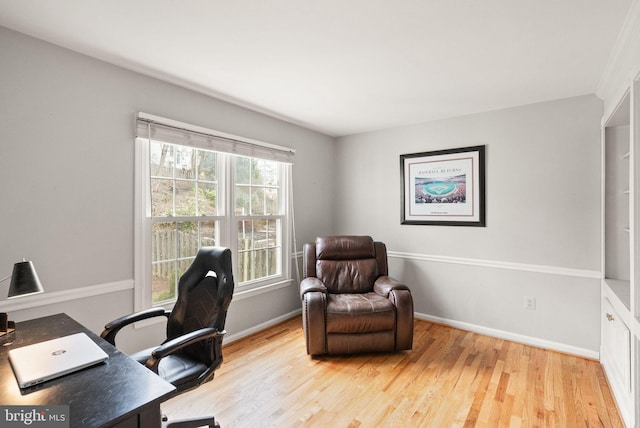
<box><xmin>233</xmin><ymin>278</ymin><xmax>293</xmax><ymax>301</ymax></box>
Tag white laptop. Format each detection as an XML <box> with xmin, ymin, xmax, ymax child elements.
<box><xmin>8</xmin><ymin>332</ymin><xmax>109</xmax><ymax>388</ymax></box>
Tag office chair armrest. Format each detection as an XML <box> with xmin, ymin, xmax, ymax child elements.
<box><xmin>144</xmin><ymin>327</ymin><xmax>226</xmax><ymax>373</ymax></box>
<box><xmin>101</xmin><ymin>307</ymin><xmax>170</xmax><ymax>345</ymax></box>
<box><xmin>374</xmin><ymin>275</ymin><xmax>409</xmax><ymax>298</ymax></box>
<box><xmin>300</xmin><ymin>277</ymin><xmax>327</xmax><ymax>299</ymax></box>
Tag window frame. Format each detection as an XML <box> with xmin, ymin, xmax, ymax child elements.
<box><xmin>228</xmin><ymin>154</ymin><xmax>292</xmax><ymax>295</ymax></box>
<box><xmin>134</xmin><ymin>114</ymin><xmax>294</xmax><ymax>314</ymax></box>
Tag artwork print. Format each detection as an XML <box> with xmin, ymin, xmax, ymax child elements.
<box><xmin>400</xmin><ymin>145</ymin><xmax>485</xmax><ymax>226</ymax></box>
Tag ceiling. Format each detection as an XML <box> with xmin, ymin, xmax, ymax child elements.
<box><xmin>0</xmin><ymin>1</ymin><xmax>633</xmax><ymax>137</ymax></box>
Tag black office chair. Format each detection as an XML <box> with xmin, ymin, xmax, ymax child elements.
<box><xmin>101</xmin><ymin>247</ymin><xmax>234</xmax><ymax>428</ymax></box>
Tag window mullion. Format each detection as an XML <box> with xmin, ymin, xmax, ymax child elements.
<box><xmin>194</xmin><ymin>151</ymin><xmax>199</xmax><ymax>217</ymax></box>
<box><xmin>225</xmin><ymin>154</ymin><xmax>236</xmax><ymax>267</ymax></box>
<box><xmin>173</xmin><ymin>222</ymin><xmax>179</xmax><ymax>298</ymax></box>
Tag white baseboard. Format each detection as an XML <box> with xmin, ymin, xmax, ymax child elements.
<box><xmin>222</xmin><ymin>308</ymin><xmax>598</xmax><ymax>360</ymax></box>
<box><xmin>414</xmin><ymin>312</ymin><xmax>599</xmax><ymax>360</ymax></box>
<box><xmin>224</xmin><ymin>308</ymin><xmax>302</xmax><ymax>344</ymax></box>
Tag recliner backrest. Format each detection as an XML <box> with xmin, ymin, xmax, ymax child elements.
<box><xmin>313</xmin><ymin>236</ymin><xmax>383</xmax><ymax>294</ymax></box>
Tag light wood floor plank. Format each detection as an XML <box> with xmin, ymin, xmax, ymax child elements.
<box><xmin>162</xmin><ymin>317</ymin><xmax>623</xmax><ymax>427</ymax></box>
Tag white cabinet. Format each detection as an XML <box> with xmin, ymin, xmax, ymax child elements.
<box><xmin>601</xmin><ymin>73</ymin><xmax>639</xmax><ymax>428</ymax></box>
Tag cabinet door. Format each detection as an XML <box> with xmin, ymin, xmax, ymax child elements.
<box><xmin>602</xmin><ymin>298</ymin><xmax>631</xmax><ymax>394</ymax></box>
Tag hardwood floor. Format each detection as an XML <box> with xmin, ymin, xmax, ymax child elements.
<box><xmin>162</xmin><ymin>317</ymin><xmax>623</xmax><ymax>427</ymax></box>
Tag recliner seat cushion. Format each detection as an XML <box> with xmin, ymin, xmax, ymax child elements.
<box><xmin>326</xmin><ymin>292</ymin><xmax>396</xmax><ymax>333</ymax></box>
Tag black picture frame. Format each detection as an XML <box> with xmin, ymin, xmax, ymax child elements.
<box><xmin>400</xmin><ymin>145</ymin><xmax>486</xmax><ymax>226</ymax></box>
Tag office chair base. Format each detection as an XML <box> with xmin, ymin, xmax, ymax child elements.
<box><xmin>162</xmin><ymin>415</ymin><xmax>219</xmax><ymax>428</ymax></box>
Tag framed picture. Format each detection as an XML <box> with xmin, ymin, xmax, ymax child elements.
<box><xmin>400</xmin><ymin>145</ymin><xmax>485</xmax><ymax>226</ymax></box>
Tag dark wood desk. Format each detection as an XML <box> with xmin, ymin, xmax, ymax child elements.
<box><xmin>0</xmin><ymin>313</ymin><xmax>176</xmax><ymax>427</ymax></box>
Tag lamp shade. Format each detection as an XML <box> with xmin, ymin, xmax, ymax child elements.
<box><xmin>8</xmin><ymin>260</ymin><xmax>44</xmax><ymax>298</ymax></box>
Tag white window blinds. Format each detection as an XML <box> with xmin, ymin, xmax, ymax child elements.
<box><xmin>136</xmin><ymin>112</ymin><xmax>295</xmax><ymax>164</ymax></box>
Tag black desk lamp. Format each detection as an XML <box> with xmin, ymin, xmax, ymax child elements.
<box><xmin>0</xmin><ymin>259</ymin><xmax>44</xmax><ymax>342</ymax></box>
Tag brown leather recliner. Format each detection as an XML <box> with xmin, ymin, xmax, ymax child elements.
<box><xmin>300</xmin><ymin>235</ymin><xmax>414</xmax><ymax>356</ymax></box>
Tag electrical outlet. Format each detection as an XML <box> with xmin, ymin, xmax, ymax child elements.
<box><xmin>524</xmin><ymin>296</ymin><xmax>536</xmax><ymax>310</ymax></box>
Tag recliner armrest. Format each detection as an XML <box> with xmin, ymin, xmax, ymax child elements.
<box><xmin>100</xmin><ymin>307</ymin><xmax>170</xmax><ymax>345</ymax></box>
<box><xmin>374</xmin><ymin>275</ymin><xmax>409</xmax><ymax>298</ymax></box>
<box><xmin>300</xmin><ymin>277</ymin><xmax>327</xmax><ymax>300</ymax></box>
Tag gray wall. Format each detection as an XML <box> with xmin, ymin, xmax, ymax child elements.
<box><xmin>0</xmin><ymin>27</ymin><xmax>334</xmax><ymax>352</ymax></box>
<box><xmin>0</xmin><ymin>25</ymin><xmax>604</xmax><ymax>356</ymax></box>
<box><xmin>335</xmin><ymin>95</ymin><xmax>603</xmax><ymax>354</ymax></box>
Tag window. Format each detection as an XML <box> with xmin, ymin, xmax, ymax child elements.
<box><xmin>149</xmin><ymin>142</ymin><xmax>220</xmax><ymax>303</ymax></box>
<box><xmin>135</xmin><ymin>113</ymin><xmax>294</xmax><ymax>310</ymax></box>
<box><xmin>235</xmin><ymin>157</ymin><xmax>283</xmax><ymax>283</ymax></box>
